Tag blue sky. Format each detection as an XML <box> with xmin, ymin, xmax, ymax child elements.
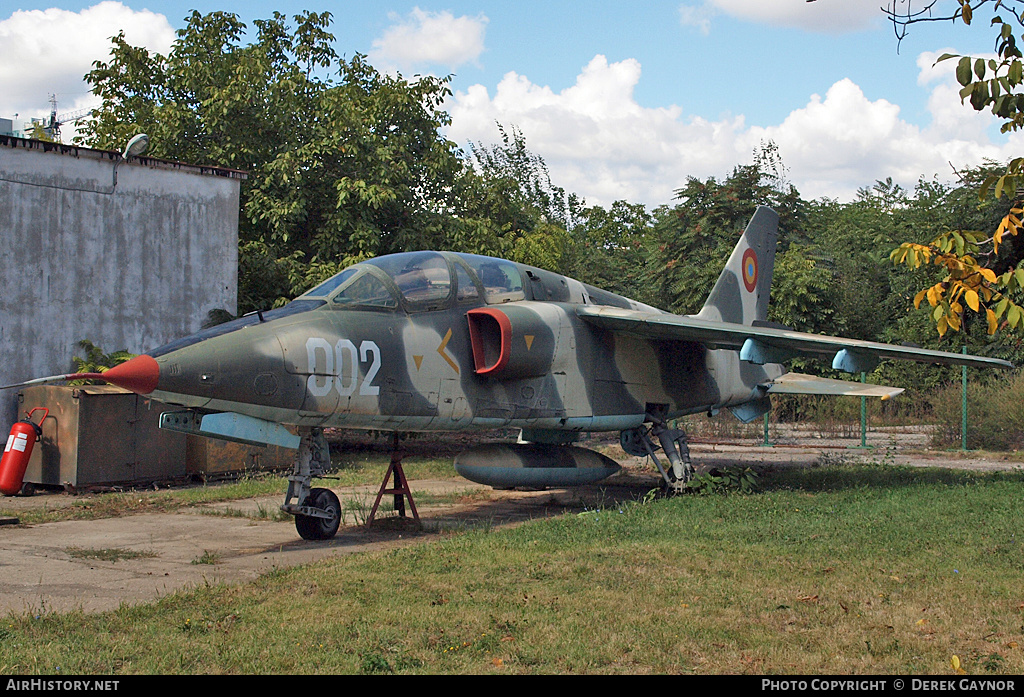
<box><xmin>1</xmin><ymin>1</ymin><xmax>1019</xmax><ymax>207</ymax></box>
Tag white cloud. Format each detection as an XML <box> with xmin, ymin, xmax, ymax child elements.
<box><xmin>915</xmin><ymin>48</ymin><xmax>998</xmax><ymax>141</ymax></box>
<box><xmin>369</xmin><ymin>7</ymin><xmax>488</xmax><ymax>74</ymax></box>
<box><xmin>756</xmin><ymin>73</ymin><xmax>1024</xmax><ymax>199</ymax></box>
<box><xmin>446</xmin><ymin>52</ymin><xmax>1024</xmax><ymax>207</ymax></box>
<box><xmin>680</xmin><ymin>0</ymin><xmax>888</xmax><ymax>35</ymax></box>
<box><xmin>448</xmin><ymin>55</ymin><xmax>752</xmax><ymax>206</ymax></box>
<box><xmin>678</xmin><ymin>4</ymin><xmax>714</xmax><ymax>35</ymax></box>
<box><xmin>0</xmin><ymin>2</ymin><xmax>175</xmax><ymax>129</ymax></box>
<box><xmin>751</xmin><ymin>80</ymin><xmax>926</xmax><ymax>195</ymax></box>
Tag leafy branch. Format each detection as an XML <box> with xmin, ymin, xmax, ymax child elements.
<box><xmin>890</xmin><ymin>207</ymin><xmax>1024</xmax><ymax>334</ymax></box>
<box><xmin>887</xmin><ymin>0</ymin><xmax>1024</xmax><ymax>335</ymax></box>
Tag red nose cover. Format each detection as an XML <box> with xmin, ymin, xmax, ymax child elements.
<box><xmin>99</xmin><ymin>354</ymin><xmax>160</xmax><ymax>395</ymax></box>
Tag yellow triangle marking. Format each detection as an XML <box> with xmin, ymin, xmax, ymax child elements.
<box><xmin>524</xmin><ymin>335</ymin><xmax>535</xmax><ymax>350</ymax></box>
<box><xmin>413</xmin><ymin>355</ymin><xmax>423</xmax><ymax>371</ymax></box>
<box><xmin>437</xmin><ymin>328</ymin><xmax>460</xmax><ymax>374</ymax></box>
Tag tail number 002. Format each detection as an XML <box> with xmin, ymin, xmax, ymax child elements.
<box><xmin>305</xmin><ymin>338</ymin><xmax>382</xmax><ymax>397</ymax></box>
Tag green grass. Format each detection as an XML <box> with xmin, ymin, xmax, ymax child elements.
<box><xmin>64</xmin><ymin>547</ymin><xmax>158</xmax><ymax>563</ymax></box>
<box><xmin>2</xmin><ymin>463</ymin><xmax>1023</xmax><ymax>674</ymax></box>
<box><xmin>191</xmin><ymin>551</ymin><xmax>220</xmax><ymax>566</ymax></box>
<box><xmin>0</xmin><ymin>453</ymin><xmax>459</xmax><ymax>525</ymax></box>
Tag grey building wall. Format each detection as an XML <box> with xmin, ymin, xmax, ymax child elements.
<box><xmin>0</xmin><ymin>137</ymin><xmax>244</xmax><ymax>434</ymax></box>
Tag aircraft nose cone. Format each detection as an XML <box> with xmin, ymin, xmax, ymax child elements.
<box><xmin>99</xmin><ymin>354</ymin><xmax>160</xmax><ymax>395</ymax></box>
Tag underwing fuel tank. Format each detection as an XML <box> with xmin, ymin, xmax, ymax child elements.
<box><xmin>453</xmin><ymin>443</ymin><xmax>621</xmax><ymax>488</ymax></box>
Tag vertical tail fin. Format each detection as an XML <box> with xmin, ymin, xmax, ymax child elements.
<box><xmin>696</xmin><ymin>206</ymin><xmax>778</xmax><ymax>325</ymax></box>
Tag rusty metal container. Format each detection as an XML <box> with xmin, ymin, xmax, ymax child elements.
<box><xmin>18</xmin><ymin>385</ymin><xmax>186</xmax><ymax>488</ymax></box>
<box><xmin>185</xmin><ymin>435</ymin><xmax>295</xmax><ymax>478</ymax></box>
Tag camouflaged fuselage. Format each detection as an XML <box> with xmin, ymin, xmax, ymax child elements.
<box><xmin>145</xmin><ymin>251</ymin><xmax>782</xmax><ymax>436</ymax></box>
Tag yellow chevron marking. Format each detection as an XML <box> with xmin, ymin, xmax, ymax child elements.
<box><xmin>413</xmin><ymin>355</ymin><xmax>423</xmax><ymax>371</ymax></box>
<box><xmin>524</xmin><ymin>335</ymin><xmax>535</xmax><ymax>350</ymax></box>
<box><xmin>437</xmin><ymin>328</ymin><xmax>459</xmax><ymax>374</ymax></box>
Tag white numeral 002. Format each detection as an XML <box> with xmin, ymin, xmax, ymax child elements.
<box><xmin>305</xmin><ymin>338</ymin><xmax>382</xmax><ymax>397</ymax></box>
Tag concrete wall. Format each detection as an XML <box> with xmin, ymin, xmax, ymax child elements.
<box><xmin>0</xmin><ymin>136</ymin><xmax>244</xmax><ymax>434</ymax></box>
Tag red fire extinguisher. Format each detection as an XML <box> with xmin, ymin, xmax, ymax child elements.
<box><xmin>0</xmin><ymin>408</ymin><xmax>48</xmax><ymax>496</ymax></box>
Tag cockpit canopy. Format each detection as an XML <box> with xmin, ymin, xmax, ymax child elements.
<box><xmin>147</xmin><ymin>250</ymin><xmax>641</xmax><ymax>357</ymax></box>
<box><xmin>300</xmin><ymin>251</ymin><xmax>526</xmax><ymax>311</ymax></box>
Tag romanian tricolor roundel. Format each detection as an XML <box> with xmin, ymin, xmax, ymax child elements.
<box><xmin>741</xmin><ymin>248</ymin><xmax>758</xmax><ymax>293</ymax></box>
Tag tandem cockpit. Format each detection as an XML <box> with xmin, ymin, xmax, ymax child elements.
<box><xmin>300</xmin><ymin>251</ymin><xmax>528</xmax><ymax>311</ymax></box>
<box><xmin>149</xmin><ymin>250</ymin><xmax>641</xmax><ymax>357</ymax></box>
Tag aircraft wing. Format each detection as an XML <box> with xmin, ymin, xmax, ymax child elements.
<box><xmin>765</xmin><ymin>372</ymin><xmax>903</xmax><ymax>399</ymax></box>
<box><xmin>576</xmin><ymin>306</ymin><xmax>1014</xmax><ymax>371</ymax></box>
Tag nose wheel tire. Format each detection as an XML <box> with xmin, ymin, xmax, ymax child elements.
<box><xmin>294</xmin><ymin>487</ymin><xmax>341</xmax><ymax>540</ymax></box>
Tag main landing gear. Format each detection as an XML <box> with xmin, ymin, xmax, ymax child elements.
<box><xmin>281</xmin><ymin>428</ymin><xmax>342</xmax><ymax>540</ymax></box>
<box><xmin>620</xmin><ymin>417</ymin><xmax>694</xmax><ymax>493</ymax></box>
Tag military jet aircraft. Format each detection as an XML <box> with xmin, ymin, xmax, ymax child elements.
<box><xmin>5</xmin><ymin>206</ymin><xmax>1013</xmax><ymax>539</ymax></box>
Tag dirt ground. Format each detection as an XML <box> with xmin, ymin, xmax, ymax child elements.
<box><xmin>0</xmin><ymin>425</ymin><xmax>1020</xmax><ymax>616</ymax></box>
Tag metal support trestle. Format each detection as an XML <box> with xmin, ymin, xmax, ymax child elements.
<box><xmin>366</xmin><ymin>433</ymin><xmax>420</xmax><ymax>527</ymax></box>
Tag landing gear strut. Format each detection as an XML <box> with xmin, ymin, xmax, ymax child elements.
<box><xmin>282</xmin><ymin>428</ymin><xmax>341</xmax><ymax>540</ymax></box>
<box><xmin>621</xmin><ymin>418</ymin><xmax>694</xmax><ymax>493</ymax></box>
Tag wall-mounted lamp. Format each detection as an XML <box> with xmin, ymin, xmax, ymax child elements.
<box><xmin>121</xmin><ymin>133</ymin><xmax>149</xmax><ymax>160</ymax></box>
<box><xmin>113</xmin><ymin>133</ymin><xmax>149</xmax><ymax>191</ymax></box>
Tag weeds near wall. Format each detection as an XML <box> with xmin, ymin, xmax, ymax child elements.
<box><xmin>683</xmin><ymin>467</ymin><xmax>759</xmax><ymax>495</ymax></box>
<box><xmin>930</xmin><ymin>372</ymin><xmax>1024</xmax><ymax>451</ymax></box>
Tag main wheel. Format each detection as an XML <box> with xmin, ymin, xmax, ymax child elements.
<box><xmin>294</xmin><ymin>487</ymin><xmax>341</xmax><ymax>540</ymax></box>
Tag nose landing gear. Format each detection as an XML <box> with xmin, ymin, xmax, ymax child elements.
<box><xmin>282</xmin><ymin>428</ymin><xmax>342</xmax><ymax>540</ymax></box>
<box><xmin>294</xmin><ymin>487</ymin><xmax>341</xmax><ymax>540</ymax></box>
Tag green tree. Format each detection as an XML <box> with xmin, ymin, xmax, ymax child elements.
<box><xmin>455</xmin><ymin>124</ymin><xmax>581</xmax><ymax>272</ymax></box>
<box><xmin>647</xmin><ymin>145</ymin><xmax>808</xmax><ymax>315</ymax></box>
<box><xmin>28</xmin><ymin>122</ymin><xmax>54</xmax><ymax>142</ymax></box>
<box><xmin>81</xmin><ymin>11</ymin><xmax>467</xmax><ymax>312</ymax></box>
<box><xmin>564</xmin><ymin>200</ymin><xmax>654</xmax><ymax>303</ymax></box>
<box><xmin>769</xmin><ymin>244</ymin><xmax>839</xmax><ymax>334</ymax></box>
<box><xmin>467</xmin><ymin>124</ymin><xmax>583</xmax><ymax>231</ymax></box>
